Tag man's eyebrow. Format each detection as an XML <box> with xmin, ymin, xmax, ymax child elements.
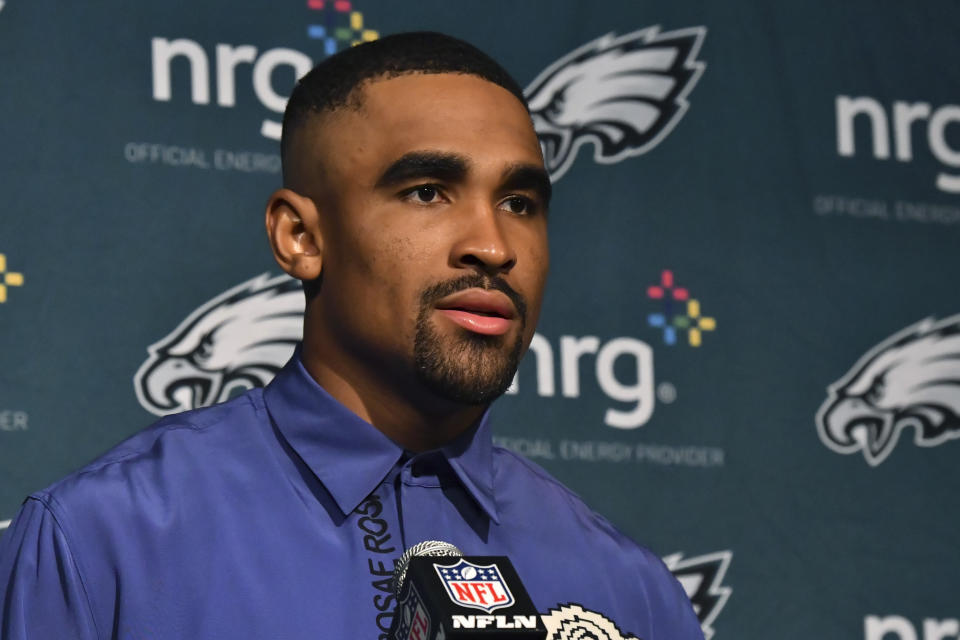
<box><xmin>374</xmin><ymin>151</ymin><xmax>469</xmax><ymax>189</ymax></box>
<box><xmin>501</xmin><ymin>164</ymin><xmax>552</xmax><ymax>208</ymax></box>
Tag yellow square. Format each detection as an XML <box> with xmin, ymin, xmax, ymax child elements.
<box><xmin>6</xmin><ymin>272</ymin><xmax>23</xmax><ymax>287</ymax></box>
<box><xmin>689</xmin><ymin>328</ymin><xmax>702</xmax><ymax>347</ymax></box>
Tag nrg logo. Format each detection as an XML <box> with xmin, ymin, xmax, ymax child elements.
<box><xmin>150</xmin><ymin>1</ymin><xmax>377</xmax><ymax>140</ymax></box>
<box><xmin>505</xmin><ymin>270</ymin><xmax>714</xmax><ymax>429</ymax></box>
<box><xmin>506</xmin><ymin>333</ymin><xmax>656</xmax><ymax>429</ymax></box>
<box><xmin>836</xmin><ymin>95</ymin><xmax>960</xmax><ymax>193</ymax></box>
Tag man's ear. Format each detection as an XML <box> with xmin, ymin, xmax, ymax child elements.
<box><xmin>265</xmin><ymin>188</ymin><xmax>324</xmax><ymax>282</ymax></box>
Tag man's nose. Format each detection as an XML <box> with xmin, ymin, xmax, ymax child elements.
<box><xmin>449</xmin><ymin>203</ymin><xmax>517</xmax><ymax>274</ymax></box>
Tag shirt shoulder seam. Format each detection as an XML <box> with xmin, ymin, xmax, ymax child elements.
<box><xmin>492</xmin><ymin>445</ymin><xmax>645</xmax><ymax>544</ymax></box>
<box><xmin>492</xmin><ymin>445</ymin><xmax>590</xmax><ymax>504</ymax></box>
<box><xmin>72</xmin><ymin>398</ymin><xmax>257</xmax><ymax>479</ymax></box>
<box><xmin>28</xmin><ymin>493</ymin><xmax>103</xmax><ymax>640</ymax></box>
<box><xmin>493</xmin><ymin>444</ymin><xmax>570</xmax><ymax>483</ymax></box>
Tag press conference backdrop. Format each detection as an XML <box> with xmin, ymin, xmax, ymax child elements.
<box><xmin>2</xmin><ymin>1</ymin><xmax>959</xmax><ymax>637</ymax></box>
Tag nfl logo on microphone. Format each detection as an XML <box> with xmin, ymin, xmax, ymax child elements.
<box><xmin>435</xmin><ymin>559</ymin><xmax>516</xmax><ymax>613</ymax></box>
<box><xmin>394</xmin><ymin>583</ymin><xmax>432</xmax><ymax>640</ymax></box>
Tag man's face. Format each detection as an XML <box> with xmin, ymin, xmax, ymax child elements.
<box><xmin>300</xmin><ymin>73</ymin><xmax>550</xmax><ymax>406</ymax></box>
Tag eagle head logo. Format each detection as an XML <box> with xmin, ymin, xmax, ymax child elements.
<box><xmin>541</xmin><ymin>604</ymin><xmax>639</xmax><ymax>640</ymax></box>
<box><xmin>526</xmin><ymin>26</ymin><xmax>706</xmax><ymax>182</ymax></box>
<box><xmin>134</xmin><ymin>273</ymin><xmax>304</xmax><ymax>416</ymax></box>
<box><xmin>663</xmin><ymin>550</ymin><xmax>732</xmax><ymax>640</ymax></box>
<box><xmin>816</xmin><ymin>314</ymin><xmax>960</xmax><ymax>466</ymax></box>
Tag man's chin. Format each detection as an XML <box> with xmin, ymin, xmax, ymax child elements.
<box><xmin>413</xmin><ymin>330</ymin><xmax>521</xmax><ymax>406</ymax></box>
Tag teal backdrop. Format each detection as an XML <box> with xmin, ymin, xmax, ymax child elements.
<box><xmin>1</xmin><ymin>2</ymin><xmax>959</xmax><ymax>638</ymax></box>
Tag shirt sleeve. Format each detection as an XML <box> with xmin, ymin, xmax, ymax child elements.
<box><xmin>0</xmin><ymin>497</ymin><xmax>100</xmax><ymax>640</ymax></box>
<box><xmin>650</xmin><ymin>555</ymin><xmax>706</xmax><ymax>640</ymax></box>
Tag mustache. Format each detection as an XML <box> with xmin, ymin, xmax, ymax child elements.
<box><xmin>420</xmin><ymin>274</ymin><xmax>528</xmax><ymax>323</ymax></box>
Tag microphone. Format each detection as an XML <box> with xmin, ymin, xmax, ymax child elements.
<box><xmin>388</xmin><ymin>540</ymin><xmax>547</xmax><ymax>639</ymax></box>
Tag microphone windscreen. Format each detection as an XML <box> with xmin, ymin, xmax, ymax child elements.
<box><xmin>393</xmin><ymin>540</ymin><xmax>464</xmax><ymax>597</ymax></box>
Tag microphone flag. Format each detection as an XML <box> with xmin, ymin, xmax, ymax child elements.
<box><xmin>389</xmin><ymin>555</ymin><xmax>547</xmax><ymax>639</ymax></box>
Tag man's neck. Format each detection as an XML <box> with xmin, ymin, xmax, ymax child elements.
<box><xmin>300</xmin><ymin>335</ymin><xmax>488</xmax><ymax>452</ymax></box>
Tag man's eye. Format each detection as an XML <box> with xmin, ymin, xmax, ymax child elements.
<box><xmin>404</xmin><ymin>185</ymin><xmax>441</xmax><ymax>204</ymax></box>
<box><xmin>500</xmin><ymin>196</ymin><xmax>532</xmax><ymax>215</ymax></box>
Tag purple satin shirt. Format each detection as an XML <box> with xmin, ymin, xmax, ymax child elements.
<box><xmin>0</xmin><ymin>352</ymin><xmax>702</xmax><ymax>639</ymax></box>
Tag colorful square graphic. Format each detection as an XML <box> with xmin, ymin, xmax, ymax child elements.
<box><xmin>646</xmin><ymin>270</ymin><xmax>715</xmax><ymax>346</ymax></box>
<box><xmin>307</xmin><ymin>0</ymin><xmax>378</xmax><ymax>56</ymax></box>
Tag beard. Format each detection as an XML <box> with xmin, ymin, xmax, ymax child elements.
<box><xmin>413</xmin><ymin>275</ymin><xmax>527</xmax><ymax>405</ymax></box>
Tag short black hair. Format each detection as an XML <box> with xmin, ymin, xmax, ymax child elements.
<box><xmin>280</xmin><ymin>31</ymin><xmax>528</xmax><ymax>176</ymax></box>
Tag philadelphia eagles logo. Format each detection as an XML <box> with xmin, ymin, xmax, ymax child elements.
<box><xmin>134</xmin><ymin>273</ymin><xmax>303</xmax><ymax>416</ymax></box>
<box><xmin>663</xmin><ymin>550</ymin><xmax>732</xmax><ymax>640</ymax></box>
<box><xmin>526</xmin><ymin>26</ymin><xmax>706</xmax><ymax>182</ymax></box>
<box><xmin>817</xmin><ymin>314</ymin><xmax>960</xmax><ymax>466</ymax></box>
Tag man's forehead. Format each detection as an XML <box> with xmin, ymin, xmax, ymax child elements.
<box><xmin>369</xmin><ymin>76</ymin><xmax>532</xmax><ymax>136</ymax></box>
<box><xmin>287</xmin><ymin>72</ymin><xmax>542</xmax><ymax>188</ymax></box>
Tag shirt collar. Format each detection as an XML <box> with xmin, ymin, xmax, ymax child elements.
<box><xmin>441</xmin><ymin>412</ymin><xmax>500</xmax><ymax>524</ymax></box>
<box><xmin>263</xmin><ymin>351</ymin><xmax>403</xmax><ymax>517</ymax></box>
<box><xmin>262</xmin><ymin>349</ymin><xmax>499</xmax><ymax>522</ymax></box>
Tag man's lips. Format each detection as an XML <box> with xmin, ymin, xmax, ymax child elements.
<box><xmin>434</xmin><ymin>289</ymin><xmax>517</xmax><ymax>336</ymax></box>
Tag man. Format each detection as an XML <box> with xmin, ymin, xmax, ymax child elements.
<box><xmin>0</xmin><ymin>33</ymin><xmax>702</xmax><ymax>639</ymax></box>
